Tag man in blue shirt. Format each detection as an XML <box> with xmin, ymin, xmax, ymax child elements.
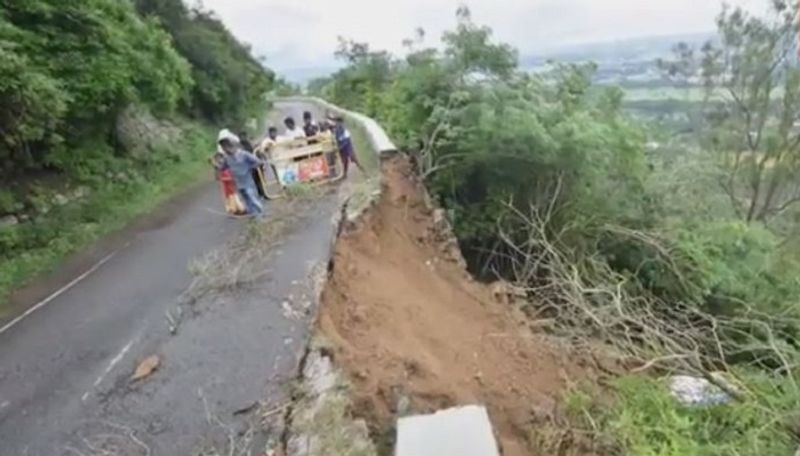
<box><xmin>215</xmin><ymin>132</ymin><xmax>265</xmax><ymax>217</ymax></box>
<box><xmin>328</xmin><ymin>115</ymin><xmax>365</xmax><ymax>178</ymax></box>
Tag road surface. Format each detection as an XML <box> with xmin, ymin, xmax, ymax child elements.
<box><xmin>0</xmin><ymin>102</ymin><xmax>339</xmax><ymax>455</ymax></box>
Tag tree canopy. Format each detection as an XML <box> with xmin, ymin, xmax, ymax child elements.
<box><xmin>134</xmin><ymin>0</ymin><xmax>274</xmax><ymax>125</ymax></box>
<box><xmin>0</xmin><ymin>0</ymin><xmax>273</xmax><ymax>175</ymax></box>
<box><xmin>661</xmin><ymin>0</ymin><xmax>800</xmax><ymax>225</ymax></box>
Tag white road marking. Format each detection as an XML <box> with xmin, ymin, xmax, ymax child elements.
<box><xmin>0</xmin><ymin>251</ymin><xmax>119</xmax><ymax>335</ymax></box>
<box><xmin>81</xmin><ymin>392</ymin><xmax>90</xmax><ymax>402</ymax></box>
<box><xmin>0</xmin><ymin>400</ymin><xmax>9</xmax><ymax>411</ymax></box>
<box><xmin>93</xmin><ymin>339</ymin><xmax>134</xmax><ymax>387</ymax></box>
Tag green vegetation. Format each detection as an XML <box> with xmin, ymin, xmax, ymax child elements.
<box><xmin>311</xmin><ymin>2</ymin><xmax>800</xmax><ymax>453</ymax></box>
<box><xmin>0</xmin><ymin>0</ymin><xmax>273</xmax><ymax>305</ymax></box>
<box><xmin>548</xmin><ymin>375</ymin><xmax>798</xmax><ymax>455</ymax></box>
<box><xmin>1</xmin><ymin>0</ymin><xmax>192</xmax><ymax>173</ymax></box>
<box><xmin>0</xmin><ymin>127</ymin><xmax>213</xmax><ymax>316</ymax></box>
<box><xmin>133</xmin><ymin>0</ymin><xmax>274</xmax><ymax>126</ymax></box>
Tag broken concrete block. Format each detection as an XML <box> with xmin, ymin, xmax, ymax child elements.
<box><xmin>396</xmin><ymin>405</ymin><xmax>500</xmax><ymax>456</ymax></box>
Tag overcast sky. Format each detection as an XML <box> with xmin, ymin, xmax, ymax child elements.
<box><xmin>201</xmin><ymin>0</ymin><xmax>762</xmax><ymax>73</ymax></box>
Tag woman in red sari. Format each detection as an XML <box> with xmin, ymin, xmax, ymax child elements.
<box><xmin>212</xmin><ymin>151</ymin><xmax>246</xmax><ymax>215</ymax></box>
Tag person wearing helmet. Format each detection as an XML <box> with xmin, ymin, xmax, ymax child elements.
<box><xmin>213</xmin><ymin>130</ymin><xmax>265</xmax><ymax>217</ymax></box>
<box><xmin>211</xmin><ymin>149</ymin><xmax>247</xmax><ymax>216</ymax></box>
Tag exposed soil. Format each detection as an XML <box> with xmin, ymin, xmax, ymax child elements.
<box><xmin>318</xmin><ymin>155</ymin><xmax>590</xmax><ymax>455</ymax></box>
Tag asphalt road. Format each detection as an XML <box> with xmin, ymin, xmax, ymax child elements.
<box><xmin>0</xmin><ymin>102</ymin><xmax>339</xmax><ymax>455</ymax></box>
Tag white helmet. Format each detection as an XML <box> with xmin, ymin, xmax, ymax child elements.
<box><xmin>217</xmin><ymin>128</ymin><xmax>239</xmax><ymax>143</ymax></box>
<box><xmin>217</xmin><ymin>129</ymin><xmax>240</xmax><ymax>153</ymax></box>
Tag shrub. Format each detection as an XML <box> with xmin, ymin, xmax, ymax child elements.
<box><xmin>0</xmin><ymin>189</ymin><xmax>18</xmax><ymax>214</ymax></box>
<box><xmin>559</xmin><ymin>375</ymin><xmax>798</xmax><ymax>456</ymax></box>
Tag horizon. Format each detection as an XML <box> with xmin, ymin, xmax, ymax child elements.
<box><xmin>200</xmin><ymin>0</ymin><xmax>761</xmax><ymax>81</ymax></box>
<box><xmin>277</xmin><ymin>31</ymin><xmax>719</xmax><ymax>84</ymax></box>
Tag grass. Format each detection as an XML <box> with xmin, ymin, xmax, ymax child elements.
<box><xmin>0</xmin><ymin>123</ymin><xmax>215</xmax><ymax>313</ymax></box>
<box><xmin>531</xmin><ymin>374</ymin><xmax>799</xmax><ymax>456</ymax></box>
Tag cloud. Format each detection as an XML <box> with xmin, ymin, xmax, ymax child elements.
<box><xmin>201</xmin><ymin>0</ymin><xmax>760</xmax><ymax>72</ymax></box>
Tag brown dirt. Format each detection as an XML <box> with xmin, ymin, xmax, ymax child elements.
<box><xmin>318</xmin><ymin>156</ymin><xmax>589</xmax><ymax>455</ymax></box>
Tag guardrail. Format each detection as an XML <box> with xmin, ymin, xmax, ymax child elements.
<box><xmin>282</xmin><ymin>96</ymin><xmax>398</xmax><ymax>156</ymax></box>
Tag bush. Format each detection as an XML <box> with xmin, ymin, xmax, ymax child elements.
<box><xmin>0</xmin><ymin>0</ymin><xmax>193</xmax><ymax>172</ymax></box>
<box><xmin>558</xmin><ymin>375</ymin><xmax>798</xmax><ymax>455</ymax></box>
<box><xmin>44</xmin><ymin>140</ymin><xmax>118</xmax><ymax>184</ymax></box>
<box><xmin>0</xmin><ymin>225</ymin><xmax>20</xmax><ymax>253</ymax></box>
<box><xmin>675</xmin><ymin>221</ymin><xmax>800</xmax><ymax>316</ymax></box>
<box><xmin>1</xmin><ymin>0</ymin><xmax>272</xmax><ymax>178</ymax></box>
<box><xmin>0</xmin><ymin>125</ymin><xmax>214</xmax><ymax>302</ymax></box>
<box><xmin>134</xmin><ymin>0</ymin><xmax>274</xmax><ymax>126</ymax></box>
<box><xmin>0</xmin><ymin>189</ymin><xmax>18</xmax><ymax>214</ymax></box>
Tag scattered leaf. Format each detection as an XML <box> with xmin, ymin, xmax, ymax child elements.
<box><xmin>131</xmin><ymin>354</ymin><xmax>161</xmax><ymax>382</ymax></box>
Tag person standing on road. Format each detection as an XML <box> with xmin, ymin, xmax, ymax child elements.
<box><xmin>214</xmin><ymin>130</ymin><xmax>265</xmax><ymax>217</ymax></box>
<box><xmin>328</xmin><ymin>114</ymin><xmax>365</xmax><ymax>178</ymax></box>
<box><xmin>257</xmin><ymin>127</ymin><xmax>280</xmax><ymax>155</ymax></box>
<box><xmin>268</xmin><ymin>126</ymin><xmax>279</xmax><ymax>142</ymax></box>
<box><xmin>239</xmin><ymin>131</ymin><xmax>254</xmax><ymax>152</ymax></box>
<box><xmin>255</xmin><ymin>126</ymin><xmax>282</xmax><ymax>192</ymax></box>
<box><xmin>283</xmin><ymin>117</ymin><xmax>306</xmax><ymax>139</ymax></box>
<box><xmin>211</xmin><ymin>150</ymin><xmax>247</xmax><ymax>216</ymax></box>
<box><xmin>302</xmin><ymin>111</ymin><xmax>320</xmax><ymax>137</ymax></box>
<box><xmin>238</xmin><ymin>130</ymin><xmax>267</xmax><ymax>199</ymax></box>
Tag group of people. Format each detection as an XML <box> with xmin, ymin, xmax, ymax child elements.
<box><xmin>260</xmin><ymin>111</ymin><xmax>364</xmax><ymax>177</ymax></box>
<box><xmin>211</xmin><ymin>111</ymin><xmax>364</xmax><ymax>218</ymax></box>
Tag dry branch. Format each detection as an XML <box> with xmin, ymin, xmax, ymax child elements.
<box><xmin>495</xmin><ymin>196</ymin><xmax>800</xmax><ymax>422</ymax></box>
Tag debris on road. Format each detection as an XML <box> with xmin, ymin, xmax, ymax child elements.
<box><xmin>131</xmin><ymin>355</ymin><xmax>161</xmax><ymax>382</ymax></box>
<box><xmin>165</xmin><ymin>308</ymin><xmax>181</xmax><ymax>335</ymax></box>
<box><xmin>233</xmin><ymin>401</ymin><xmax>259</xmax><ymax>416</ymax></box>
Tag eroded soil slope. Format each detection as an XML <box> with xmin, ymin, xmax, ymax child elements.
<box><xmin>318</xmin><ymin>155</ymin><xmax>587</xmax><ymax>455</ymax></box>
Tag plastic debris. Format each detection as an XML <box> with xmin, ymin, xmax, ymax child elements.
<box><xmin>669</xmin><ymin>375</ymin><xmax>731</xmax><ymax>406</ymax></box>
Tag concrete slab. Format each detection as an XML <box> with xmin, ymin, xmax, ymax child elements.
<box><xmin>396</xmin><ymin>405</ymin><xmax>500</xmax><ymax>456</ymax></box>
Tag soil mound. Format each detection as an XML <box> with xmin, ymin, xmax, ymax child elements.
<box><xmin>319</xmin><ymin>156</ymin><xmax>587</xmax><ymax>455</ymax></box>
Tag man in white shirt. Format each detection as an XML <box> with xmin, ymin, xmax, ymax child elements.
<box><xmin>283</xmin><ymin>117</ymin><xmax>306</xmax><ymax>140</ymax></box>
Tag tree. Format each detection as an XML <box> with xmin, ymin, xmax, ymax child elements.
<box><xmin>0</xmin><ymin>0</ymin><xmax>192</xmax><ymax>171</ymax></box>
<box><xmin>442</xmin><ymin>5</ymin><xmax>518</xmax><ymax>79</ymax></box>
<box><xmin>272</xmin><ymin>77</ymin><xmax>301</xmax><ymax>96</ymax></box>
<box><xmin>326</xmin><ymin>38</ymin><xmax>394</xmax><ymax>116</ymax></box>
<box><xmin>664</xmin><ymin>1</ymin><xmax>800</xmax><ymax>224</ymax></box>
<box><xmin>0</xmin><ymin>17</ymin><xmax>66</xmax><ymax>169</ymax></box>
<box><xmin>134</xmin><ymin>0</ymin><xmax>274</xmax><ymax>125</ymax></box>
